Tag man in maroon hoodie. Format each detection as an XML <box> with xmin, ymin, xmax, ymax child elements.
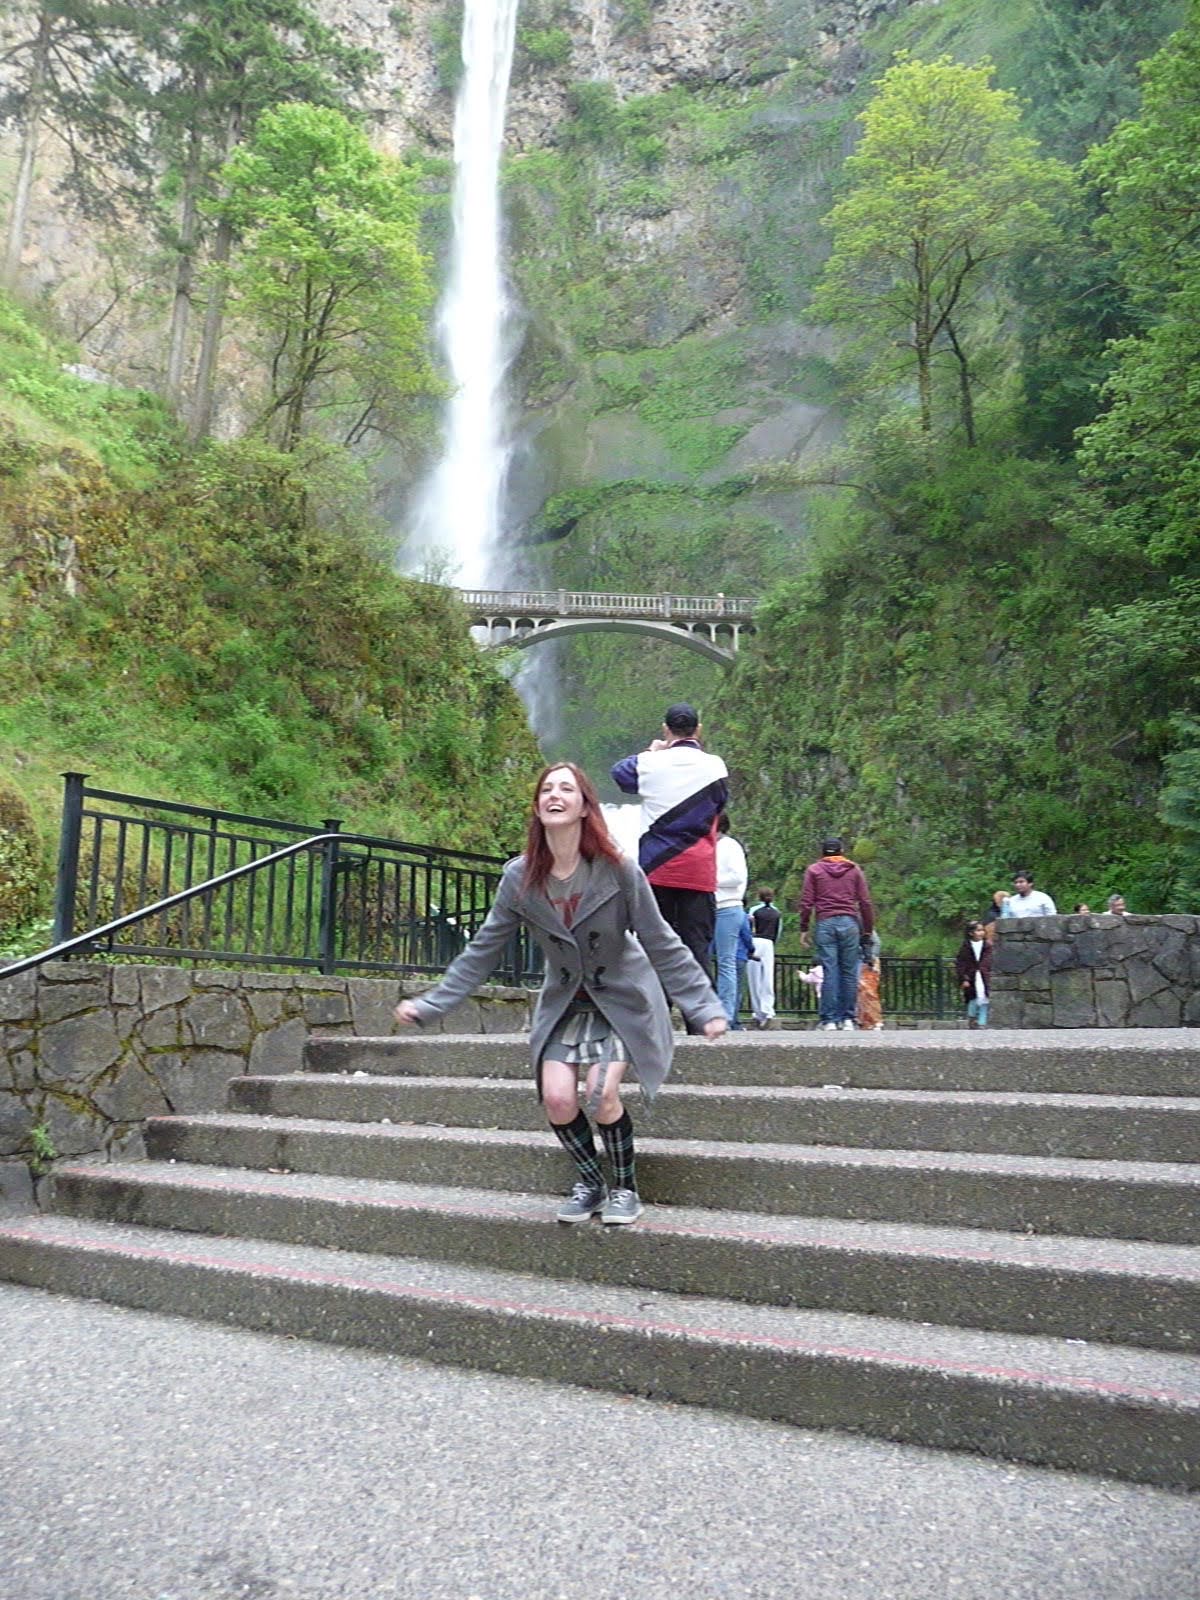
<box><xmin>798</xmin><ymin>836</ymin><xmax>875</xmax><ymax>1031</ymax></box>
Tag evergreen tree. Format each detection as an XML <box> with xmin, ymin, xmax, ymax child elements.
<box><xmin>1016</xmin><ymin>0</ymin><xmax>1187</xmax><ymax>164</ymax></box>
<box><xmin>0</xmin><ymin>0</ymin><xmax>149</xmax><ymax>286</ymax></box>
<box><xmin>1013</xmin><ymin>0</ymin><xmax>1187</xmax><ymax>454</ymax></box>
<box><xmin>1072</xmin><ymin>4</ymin><xmax>1200</xmax><ymax>903</ymax></box>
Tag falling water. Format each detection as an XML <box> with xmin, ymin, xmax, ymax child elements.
<box><xmin>410</xmin><ymin>0</ymin><xmax>521</xmax><ymax>587</ymax></box>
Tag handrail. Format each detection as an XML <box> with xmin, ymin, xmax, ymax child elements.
<box><xmin>1</xmin><ymin>833</ymin><xmax>344</xmax><ymax>980</ymax></box>
<box><xmin>459</xmin><ymin>588</ymin><xmax>756</xmax><ymax>619</ymax></box>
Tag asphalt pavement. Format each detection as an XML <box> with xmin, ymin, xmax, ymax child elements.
<box><xmin>1</xmin><ymin>1283</ymin><xmax>1196</xmax><ymax>1600</ymax></box>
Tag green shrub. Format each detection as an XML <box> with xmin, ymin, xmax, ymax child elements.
<box><xmin>519</xmin><ymin>26</ymin><xmax>572</xmax><ymax>68</ymax></box>
<box><xmin>0</xmin><ymin>778</ymin><xmax>43</xmax><ymax>935</ymax></box>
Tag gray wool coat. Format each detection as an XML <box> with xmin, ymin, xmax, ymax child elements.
<box><xmin>409</xmin><ymin>853</ymin><xmax>724</xmax><ymax>1102</ymax></box>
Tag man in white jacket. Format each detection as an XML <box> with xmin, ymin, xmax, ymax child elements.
<box><xmin>714</xmin><ymin>813</ymin><xmax>749</xmax><ymax>1024</ymax></box>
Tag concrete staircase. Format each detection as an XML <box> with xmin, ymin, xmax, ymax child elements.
<box><xmin>1</xmin><ymin>1030</ymin><xmax>1198</xmax><ymax>1489</ymax></box>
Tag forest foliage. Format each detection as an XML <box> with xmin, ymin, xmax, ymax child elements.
<box><xmin>0</xmin><ymin>290</ymin><xmax>539</xmax><ymax>949</ymax></box>
<box><xmin>2</xmin><ymin>0</ymin><xmax>1199</xmax><ymax>956</ymax></box>
<box><xmin>715</xmin><ymin>3</ymin><xmax>1200</xmax><ymax>943</ymax></box>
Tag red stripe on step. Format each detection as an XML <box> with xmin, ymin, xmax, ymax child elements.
<box><xmin>0</xmin><ymin>1221</ymin><xmax>1192</xmax><ymax>1407</ymax></box>
<box><xmin>53</xmin><ymin>1166</ymin><xmax>1200</xmax><ymax>1281</ymax></box>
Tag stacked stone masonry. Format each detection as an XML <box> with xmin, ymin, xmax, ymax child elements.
<box><xmin>0</xmin><ymin>963</ymin><xmax>532</xmax><ymax>1180</ymax></box>
<box><xmin>991</xmin><ymin>914</ymin><xmax>1200</xmax><ymax>1029</ymax></box>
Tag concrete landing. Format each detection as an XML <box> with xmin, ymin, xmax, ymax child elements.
<box><xmin>1</xmin><ymin>1283</ymin><xmax>1196</xmax><ymax>1600</ymax></box>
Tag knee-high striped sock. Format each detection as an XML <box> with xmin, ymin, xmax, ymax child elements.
<box><xmin>598</xmin><ymin>1109</ymin><xmax>636</xmax><ymax>1192</ymax></box>
<box><xmin>550</xmin><ymin>1112</ymin><xmax>605</xmax><ymax>1189</ymax></box>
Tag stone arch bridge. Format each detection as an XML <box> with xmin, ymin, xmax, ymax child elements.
<box><xmin>458</xmin><ymin>589</ymin><xmax>756</xmax><ymax>665</ymax></box>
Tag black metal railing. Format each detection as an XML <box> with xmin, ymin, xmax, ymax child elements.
<box><xmin>4</xmin><ymin>776</ymin><xmax>959</xmax><ymax>1018</ymax></box>
<box><xmin>5</xmin><ymin>774</ymin><xmax>537</xmax><ymax>983</ymax></box>
<box><xmin>774</xmin><ymin>955</ymin><xmax>957</xmax><ymax>1021</ymax></box>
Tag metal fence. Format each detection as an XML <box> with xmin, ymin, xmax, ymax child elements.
<box><xmin>46</xmin><ymin>774</ymin><xmax>536</xmax><ymax>980</ymax></box>
<box><xmin>22</xmin><ymin>777</ymin><xmax>958</xmax><ymax>1016</ymax></box>
<box><xmin>774</xmin><ymin>955</ymin><xmax>958</xmax><ymax>1021</ymax></box>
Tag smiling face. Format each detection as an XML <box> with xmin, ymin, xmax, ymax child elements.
<box><xmin>537</xmin><ymin>766</ymin><xmax>588</xmax><ymax>830</ymax></box>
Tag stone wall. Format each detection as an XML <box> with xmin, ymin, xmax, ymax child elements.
<box><xmin>990</xmin><ymin>914</ymin><xmax>1200</xmax><ymax>1029</ymax></box>
<box><xmin>0</xmin><ymin>962</ymin><xmax>532</xmax><ymax>1203</ymax></box>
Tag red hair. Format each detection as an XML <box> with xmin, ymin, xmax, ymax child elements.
<box><xmin>523</xmin><ymin>762</ymin><xmax>622</xmax><ymax>893</ymax></box>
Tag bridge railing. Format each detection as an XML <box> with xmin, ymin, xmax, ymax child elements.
<box><xmin>459</xmin><ymin>589</ymin><xmax>756</xmax><ymax>622</ymax></box>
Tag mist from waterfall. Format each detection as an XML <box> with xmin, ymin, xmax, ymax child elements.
<box><xmin>409</xmin><ymin>0</ymin><xmax>521</xmax><ymax>589</ymax></box>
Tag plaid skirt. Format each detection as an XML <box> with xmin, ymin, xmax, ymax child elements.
<box><xmin>543</xmin><ymin>1002</ymin><xmax>629</xmax><ymax>1068</ymax></box>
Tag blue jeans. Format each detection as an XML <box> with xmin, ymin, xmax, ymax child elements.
<box><xmin>714</xmin><ymin>905</ymin><xmax>744</xmax><ymax>1023</ymax></box>
<box><xmin>813</xmin><ymin>915</ymin><xmax>860</xmax><ymax>1025</ymax></box>
<box><xmin>967</xmin><ymin>997</ymin><xmax>989</xmax><ymax>1028</ymax></box>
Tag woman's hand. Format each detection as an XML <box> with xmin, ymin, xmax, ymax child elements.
<box><xmin>393</xmin><ymin>1000</ymin><xmax>422</xmax><ymax>1026</ymax></box>
<box><xmin>702</xmin><ymin>1016</ymin><xmax>728</xmax><ymax>1041</ymax></box>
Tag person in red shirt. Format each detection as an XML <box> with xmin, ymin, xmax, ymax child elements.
<box><xmin>798</xmin><ymin>836</ymin><xmax>875</xmax><ymax>1031</ymax></box>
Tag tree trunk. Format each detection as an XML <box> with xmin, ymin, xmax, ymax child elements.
<box><xmin>945</xmin><ymin>321</ymin><xmax>976</xmax><ymax>447</ymax></box>
<box><xmin>913</xmin><ymin>241</ymin><xmax>933</xmax><ymax>435</ymax></box>
<box><xmin>2</xmin><ymin>11</ymin><xmax>52</xmax><ymax>288</ymax></box>
<box><xmin>165</xmin><ymin>88</ymin><xmax>206</xmax><ymax>408</ymax></box>
<box><xmin>187</xmin><ymin>95</ymin><xmax>241</xmax><ymax>443</ymax></box>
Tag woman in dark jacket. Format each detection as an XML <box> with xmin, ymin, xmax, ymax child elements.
<box><xmin>395</xmin><ymin>762</ymin><xmax>726</xmax><ymax>1226</ymax></box>
<box><xmin>954</xmin><ymin>920</ymin><xmax>993</xmax><ymax>1029</ymax></box>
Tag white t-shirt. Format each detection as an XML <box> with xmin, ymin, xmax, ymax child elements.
<box><xmin>1002</xmin><ymin>890</ymin><xmax>1057</xmax><ymax>918</ymax></box>
<box><xmin>715</xmin><ymin>835</ymin><xmax>748</xmax><ymax>909</ymax></box>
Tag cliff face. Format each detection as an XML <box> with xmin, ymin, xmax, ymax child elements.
<box><xmin>319</xmin><ymin>0</ymin><xmax>907</xmax><ymax>149</ymax></box>
<box><xmin>0</xmin><ymin>0</ymin><xmax>913</xmax><ymax>407</ymax></box>
<box><xmin>0</xmin><ymin>0</ymin><xmax>931</xmax><ymax>778</ymax></box>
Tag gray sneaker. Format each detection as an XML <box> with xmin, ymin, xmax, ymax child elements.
<box><xmin>557</xmin><ymin>1180</ymin><xmax>607</xmax><ymax>1223</ymax></box>
<box><xmin>600</xmin><ymin>1187</ymin><xmax>644</xmax><ymax>1225</ymax></box>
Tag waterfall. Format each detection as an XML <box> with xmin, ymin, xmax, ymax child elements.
<box><xmin>410</xmin><ymin>0</ymin><xmax>521</xmax><ymax>588</ymax></box>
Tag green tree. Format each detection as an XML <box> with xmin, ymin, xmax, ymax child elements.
<box><xmin>1159</xmin><ymin>717</ymin><xmax>1200</xmax><ymax>910</ymax></box>
<box><xmin>1016</xmin><ymin>0</ymin><xmax>1187</xmax><ymax>164</ymax></box>
<box><xmin>216</xmin><ymin>103</ymin><xmax>436</xmax><ymax>452</ymax></box>
<box><xmin>1074</xmin><ymin>7</ymin><xmax>1200</xmax><ymax>580</ymax></box>
<box><xmin>0</xmin><ymin>0</ymin><xmax>149</xmax><ymax>286</ymax></box>
<box><xmin>1071</xmin><ymin>6</ymin><xmax>1200</xmax><ymax>898</ymax></box>
<box><xmin>812</xmin><ymin>53</ymin><xmax>1073</xmax><ymax>444</ymax></box>
<box><xmin>138</xmin><ymin>0</ymin><xmax>374</xmax><ymax>433</ymax></box>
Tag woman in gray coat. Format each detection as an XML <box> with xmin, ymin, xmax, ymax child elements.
<box><xmin>394</xmin><ymin>762</ymin><xmax>726</xmax><ymax>1226</ymax></box>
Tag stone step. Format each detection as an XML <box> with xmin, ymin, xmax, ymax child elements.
<box><xmin>143</xmin><ymin>1113</ymin><xmax>1200</xmax><ymax>1245</ymax></box>
<box><xmin>304</xmin><ymin>1031</ymin><xmax>1200</xmax><ymax>1096</ymax></box>
<box><xmin>228</xmin><ymin>1073</ymin><xmax>1200</xmax><ymax>1164</ymax></box>
<box><xmin>0</xmin><ymin>1213</ymin><xmax>1195</xmax><ymax>1490</ymax></box>
<box><xmin>49</xmin><ymin>1161</ymin><xmax>1200</xmax><ymax>1354</ymax></box>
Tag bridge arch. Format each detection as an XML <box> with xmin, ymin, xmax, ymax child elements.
<box><xmin>486</xmin><ymin>616</ymin><xmax>737</xmax><ymax>665</ymax></box>
<box><xmin>459</xmin><ymin>590</ymin><xmax>756</xmax><ymax>667</ymax></box>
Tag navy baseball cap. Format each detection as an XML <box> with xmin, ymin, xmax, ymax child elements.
<box><xmin>664</xmin><ymin>703</ymin><xmax>700</xmax><ymax>731</ymax></box>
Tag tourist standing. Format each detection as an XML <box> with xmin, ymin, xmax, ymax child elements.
<box><xmin>798</xmin><ymin>836</ymin><xmax>875</xmax><ymax>1031</ymax></box>
<box><xmin>732</xmin><ymin>908</ymin><xmax>757</xmax><ymax>1030</ymax></box>
<box><xmin>955</xmin><ymin>920</ymin><xmax>993</xmax><ymax>1029</ymax></box>
<box><xmin>982</xmin><ymin>889</ymin><xmax>1009</xmax><ymax>941</ymax></box>
<box><xmin>611</xmin><ymin>703</ymin><xmax>729</xmax><ymax>976</ymax></box>
<box><xmin>394</xmin><ymin>762</ymin><xmax>726</xmax><ymax>1226</ymax></box>
<box><xmin>856</xmin><ymin>928</ymin><xmax>884</xmax><ymax>1030</ymax></box>
<box><xmin>713</xmin><ymin>812</ymin><xmax>749</xmax><ymax>1024</ymax></box>
<box><xmin>747</xmin><ymin>887</ymin><xmax>780</xmax><ymax>1027</ymax></box>
<box><xmin>1001</xmin><ymin>872</ymin><xmax>1057</xmax><ymax>918</ymax></box>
